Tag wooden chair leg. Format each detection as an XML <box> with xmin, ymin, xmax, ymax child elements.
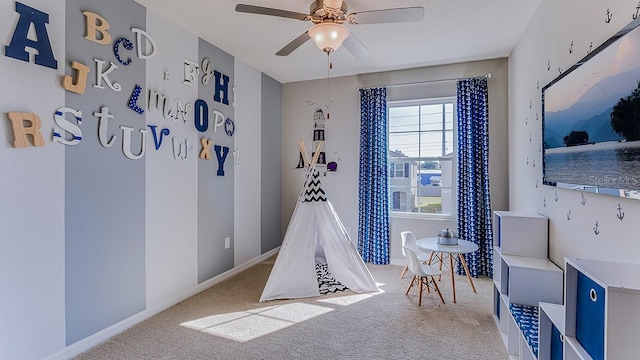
<box><xmin>431</xmin><ymin>276</ymin><xmax>446</xmax><ymax>304</ymax></box>
<box><xmin>400</xmin><ymin>265</ymin><xmax>408</xmax><ymax>279</ymax></box>
<box><xmin>418</xmin><ymin>276</ymin><xmax>424</xmax><ymax>306</ymax></box>
<box><xmin>405</xmin><ymin>275</ymin><xmax>416</xmax><ymax>295</ymax></box>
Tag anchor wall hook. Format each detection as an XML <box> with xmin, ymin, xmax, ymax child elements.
<box><xmin>567</xmin><ymin>210</ymin><xmax>572</xmax><ymax>220</ymax></box>
<box><xmin>569</xmin><ymin>41</ymin><xmax>574</xmax><ymax>54</ymax></box>
<box><xmin>558</xmin><ymin>67</ymin><xmax>563</xmax><ymax>74</ymax></box>
<box><xmin>588</xmin><ymin>42</ymin><xmax>593</xmax><ymax>55</ymax></box>
<box><xmin>617</xmin><ymin>204</ymin><xmax>625</xmax><ymax>220</ymax></box>
<box><xmin>547</xmin><ymin>60</ymin><xmax>551</xmax><ymax>70</ymax></box>
<box><xmin>543</xmin><ymin>197</ymin><xmax>547</xmax><ymax>207</ymax></box>
<box><xmin>593</xmin><ymin>221</ymin><xmax>600</xmax><ymax>235</ymax></box>
<box><xmin>581</xmin><ymin>192</ymin><xmax>587</xmax><ymax>205</ymax></box>
<box><xmin>634</xmin><ymin>2</ymin><xmax>640</xmax><ymax>20</ymax></box>
<box><xmin>605</xmin><ymin>8</ymin><xmax>613</xmax><ymax>23</ymax></box>
<box><xmin>555</xmin><ymin>191</ymin><xmax>559</xmax><ymax>202</ymax></box>
<box><xmin>537</xmin><ymin>80</ymin><xmax>540</xmax><ymax>90</ymax></box>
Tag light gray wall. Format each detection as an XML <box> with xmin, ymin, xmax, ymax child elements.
<box><xmin>281</xmin><ymin>58</ymin><xmax>509</xmax><ymax>264</ymax></box>
<box><xmin>509</xmin><ymin>0</ymin><xmax>640</xmax><ymax>266</ymax></box>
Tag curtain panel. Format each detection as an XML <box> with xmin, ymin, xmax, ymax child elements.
<box><xmin>357</xmin><ymin>87</ymin><xmax>390</xmax><ymax>265</ymax></box>
<box><xmin>456</xmin><ymin>78</ymin><xmax>493</xmax><ymax>278</ymax></box>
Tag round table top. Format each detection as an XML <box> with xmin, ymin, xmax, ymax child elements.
<box><xmin>416</xmin><ymin>237</ymin><xmax>479</xmax><ymax>254</ymax></box>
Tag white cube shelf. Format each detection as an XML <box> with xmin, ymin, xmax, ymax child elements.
<box><xmin>502</xmin><ymin>254</ymin><xmax>563</xmax><ymax>307</ymax></box>
<box><xmin>564</xmin><ymin>257</ymin><xmax>640</xmax><ymax>360</ymax></box>
<box><xmin>539</xmin><ymin>302</ymin><xmax>565</xmax><ymax>360</ymax></box>
<box><xmin>494</xmin><ymin>211</ymin><xmax>548</xmax><ymax>257</ymax></box>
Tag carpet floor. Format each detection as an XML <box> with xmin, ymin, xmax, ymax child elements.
<box><xmin>74</xmin><ymin>256</ymin><xmax>508</xmax><ymax>360</ymax></box>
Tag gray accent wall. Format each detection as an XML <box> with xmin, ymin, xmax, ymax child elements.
<box><xmin>197</xmin><ymin>39</ymin><xmax>235</xmax><ymax>283</ymax></box>
<box><xmin>261</xmin><ymin>73</ymin><xmax>282</xmax><ymax>253</ymax></box>
<box><xmin>64</xmin><ymin>0</ymin><xmax>146</xmax><ymax>345</ymax></box>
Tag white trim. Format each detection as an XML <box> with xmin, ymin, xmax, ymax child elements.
<box><xmin>43</xmin><ymin>247</ymin><xmax>280</xmax><ymax>360</ymax></box>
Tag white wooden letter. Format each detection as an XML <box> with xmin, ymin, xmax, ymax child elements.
<box><xmin>131</xmin><ymin>28</ymin><xmax>156</xmax><ymax>59</ymax></box>
<box><xmin>94</xmin><ymin>106</ymin><xmax>116</xmax><ymax>148</ymax></box>
<box><xmin>94</xmin><ymin>59</ymin><xmax>121</xmax><ymax>91</ymax></box>
<box><xmin>53</xmin><ymin>107</ymin><xmax>83</xmax><ymax>146</ymax></box>
<box><xmin>120</xmin><ymin>126</ymin><xmax>148</xmax><ymax>160</ymax></box>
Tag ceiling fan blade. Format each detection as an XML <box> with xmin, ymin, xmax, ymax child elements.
<box><xmin>235</xmin><ymin>4</ymin><xmax>309</xmax><ymax>21</ymax></box>
<box><xmin>276</xmin><ymin>31</ymin><xmax>311</xmax><ymax>56</ymax></box>
<box><xmin>342</xmin><ymin>33</ymin><xmax>371</xmax><ymax>59</ymax></box>
<box><xmin>349</xmin><ymin>7</ymin><xmax>425</xmax><ymax>24</ymax></box>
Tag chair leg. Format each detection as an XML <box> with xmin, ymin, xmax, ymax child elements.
<box><xmin>418</xmin><ymin>276</ymin><xmax>424</xmax><ymax>306</ymax></box>
<box><xmin>405</xmin><ymin>275</ymin><xmax>416</xmax><ymax>295</ymax></box>
<box><xmin>400</xmin><ymin>265</ymin><xmax>408</xmax><ymax>279</ymax></box>
<box><xmin>431</xmin><ymin>276</ymin><xmax>445</xmax><ymax>304</ymax></box>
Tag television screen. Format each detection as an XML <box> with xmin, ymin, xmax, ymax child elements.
<box><xmin>543</xmin><ymin>18</ymin><xmax>640</xmax><ymax>199</ymax></box>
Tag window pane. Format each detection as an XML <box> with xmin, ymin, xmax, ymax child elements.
<box><xmin>420</xmin><ymin>132</ymin><xmax>444</xmax><ymax>157</ymax></box>
<box><xmin>444</xmin><ymin>130</ymin><xmax>454</xmax><ymax>156</ymax></box>
<box><xmin>389</xmin><ymin>132</ymin><xmax>419</xmax><ymax>157</ymax></box>
<box><xmin>389</xmin><ymin>106</ymin><xmax>419</xmax><ymax>134</ymax></box>
<box><xmin>445</xmin><ymin>103</ymin><xmax>454</xmax><ymax>130</ymax></box>
<box><xmin>420</xmin><ymin>104</ymin><xmax>443</xmax><ymax>131</ymax></box>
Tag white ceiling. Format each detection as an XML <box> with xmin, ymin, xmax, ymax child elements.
<box><xmin>135</xmin><ymin>0</ymin><xmax>542</xmax><ymax>84</ymax></box>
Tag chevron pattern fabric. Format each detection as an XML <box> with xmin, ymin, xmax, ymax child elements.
<box><xmin>302</xmin><ymin>170</ymin><xmax>327</xmax><ymax>203</ymax></box>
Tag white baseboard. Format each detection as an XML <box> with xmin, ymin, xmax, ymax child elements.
<box><xmin>44</xmin><ymin>247</ymin><xmax>280</xmax><ymax>360</ymax></box>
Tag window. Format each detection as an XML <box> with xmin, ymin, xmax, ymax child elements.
<box><xmin>388</xmin><ymin>98</ymin><xmax>456</xmax><ymax>217</ymax></box>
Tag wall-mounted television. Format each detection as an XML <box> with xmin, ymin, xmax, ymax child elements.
<box><xmin>542</xmin><ymin>17</ymin><xmax>640</xmax><ymax>199</ymax></box>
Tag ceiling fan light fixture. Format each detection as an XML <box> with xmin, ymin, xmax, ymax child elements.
<box><xmin>308</xmin><ymin>22</ymin><xmax>350</xmax><ymax>53</ymax></box>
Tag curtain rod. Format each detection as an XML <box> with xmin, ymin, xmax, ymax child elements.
<box><xmin>357</xmin><ymin>73</ymin><xmax>492</xmax><ymax>90</ymax></box>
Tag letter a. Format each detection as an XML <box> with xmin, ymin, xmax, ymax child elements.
<box><xmin>6</xmin><ymin>112</ymin><xmax>46</xmax><ymax>147</ymax></box>
<box><xmin>5</xmin><ymin>2</ymin><xmax>58</xmax><ymax>69</ymax></box>
<box><xmin>83</xmin><ymin>11</ymin><xmax>112</xmax><ymax>45</ymax></box>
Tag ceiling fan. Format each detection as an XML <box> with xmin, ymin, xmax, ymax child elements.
<box><xmin>235</xmin><ymin>0</ymin><xmax>425</xmax><ymax>58</ymax></box>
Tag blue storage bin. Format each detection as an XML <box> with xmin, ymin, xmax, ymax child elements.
<box><xmin>550</xmin><ymin>324</ymin><xmax>563</xmax><ymax>360</ymax></box>
<box><xmin>576</xmin><ymin>272</ymin><xmax>605</xmax><ymax>360</ymax></box>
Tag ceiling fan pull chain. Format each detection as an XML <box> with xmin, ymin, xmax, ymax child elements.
<box><xmin>326</xmin><ymin>52</ymin><xmax>333</xmax><ymax>118</ymax></box>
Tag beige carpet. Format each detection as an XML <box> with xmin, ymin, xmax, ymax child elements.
<box><xmin>75</xmin><ymin>257</ymin><xmax>508</xmax><ymax>360</ymax></box>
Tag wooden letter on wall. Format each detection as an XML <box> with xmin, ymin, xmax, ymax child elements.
<box><xmin>62</xmin><ymin>61</ymin><xmax>90</xmax><ymax>94</ymax></box>
<box><xmin>6</xmin><ymin>112</ymin><xmax>46</xmax><ymax>147</ymax></box>
<box><xmin>83</xmin><ymin>11</ymin><xmax>112</xmax><ymax>45</ymax></box>
<box><xmin>200</xmin><ymin>138</ymin><xmax>212</xmax><ymax>160</ymax></box>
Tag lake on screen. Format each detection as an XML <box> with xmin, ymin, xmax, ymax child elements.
<box><xmin>544</xmin><ymin>141</ymin><xmax>640</xmax><ymax>191</ymax></box>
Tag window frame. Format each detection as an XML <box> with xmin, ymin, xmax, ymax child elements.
<box><xmin>387</xmin><ymin>97</ymin><xmax>458</xmax><ymax>220</ymax></box>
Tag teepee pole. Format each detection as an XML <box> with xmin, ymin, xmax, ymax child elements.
<box><xmin>309</xmin><ymin>141</ymin><xmax>324</xmax><ymax>168</ymax></box>
<box><xmin>298</xmin><ymin>139</ymin><xmax>311</xmax><ymax>168</ymax></box>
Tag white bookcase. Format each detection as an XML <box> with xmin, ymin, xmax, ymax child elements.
<box><xmin>563</xmin><ymin>257</ymin><xmax>640</xmax><ymax>360</ymax></box>
<box><xmin>492</xmin><ymin>211</ymin><xmax>563</xmax><ymax>359</ymax></box>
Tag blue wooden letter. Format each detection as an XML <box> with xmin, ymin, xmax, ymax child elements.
<box><xmin>213</xmin><ymin>70</ymin><xmax>230</xmax><ymax>105</ymax></box>
<box><xmin>194</xmin><ymin>99</ymin><xmax>208</xmax><ymax>132</ymax></box>
<box><xmin>5</xmin><ymin>2</ymin><xmax>58</xmax><ymax>69</ymax></box>
<box><xmin>214</xmin><ymin>145</ymin><xmax>229</xmax><ymax>176</ymax></box>
<box><xmin>148</xmin><ymin>125</ymin><xmax>170</xmax><ymax>150</ymax></box>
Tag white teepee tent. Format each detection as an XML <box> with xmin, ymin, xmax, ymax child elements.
<box><xmin>260</xmin><ymin>141</ymin><xmax>378</xmax><ymax>302</ymax></box>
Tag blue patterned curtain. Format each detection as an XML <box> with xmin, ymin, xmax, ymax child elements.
<box><xmin>357</xmin><ymin>87</ymin><xmax>389</xmax><ymax>264</ymax></box>
<box><xmin>456</xmin><ymin>78</ymin><xmax>493</xmax><ymax>278</ymax></box>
